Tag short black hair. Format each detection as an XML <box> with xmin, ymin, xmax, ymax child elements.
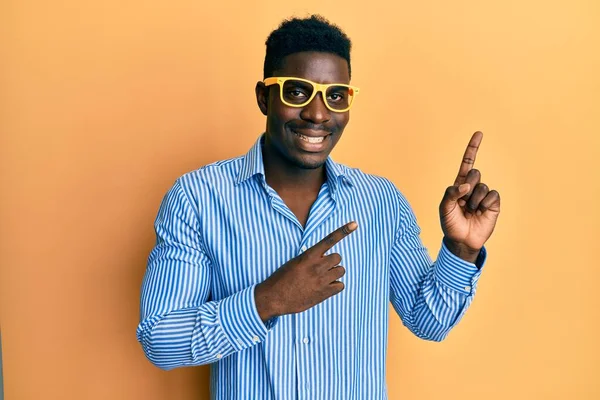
<box><xmin>263</xmin><ymin>15</ymin><xmax>352</xmax><ymax>79</ymax></box>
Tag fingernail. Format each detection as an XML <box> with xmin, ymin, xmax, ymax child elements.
<box><xmin>458</xmin><ymin>199</ymin><xmax>466</xmax><ymax>207</ymax></box>
<box><xmin>348</xmin><ymin>221</ymin><xmax>358</xmax><ymax>231</ymax></box>
<box><xmin>459</xmin><ymin>183</ymin><xmax>470</xmax><ymax>192</ymax></box>
<box><xmin>476</xmin><ymin>210</ymin><xmax>482</xmax><ymax>216</ymax></box>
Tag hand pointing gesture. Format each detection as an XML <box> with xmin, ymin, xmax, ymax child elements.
<box><xmin>439</xmin><ymin>132</ymin><xmax>501</xmax><ymax>262</ymax></box>
<box><xmin>255</xmin><ymin>222</ymin><xmax>357</xmax><ymax>322</ymax></box>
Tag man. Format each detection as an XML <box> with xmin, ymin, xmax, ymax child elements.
<box><xmin>137</xmin><ymin>15</ymin><xmax>500</xmax><ymax>400</ymax></box>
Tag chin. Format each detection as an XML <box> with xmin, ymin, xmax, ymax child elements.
<box><xmin>292</xmin><ymin>154</ymin><xmax>328</xmax><ymax>170</ymax></box>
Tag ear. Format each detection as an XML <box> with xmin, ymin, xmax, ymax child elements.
<box><xmin>255</xmin><ymin>81</ymin><xmax>269</xmax><ymax>116</ymax></box>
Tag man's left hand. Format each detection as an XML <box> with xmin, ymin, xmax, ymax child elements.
<box><xmin>439</xmin><ymin>131</ymin><xmax>501</xmax><ymax>263</ymax></box>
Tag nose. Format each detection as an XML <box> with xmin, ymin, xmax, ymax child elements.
<box><xmin>299</xmin><ymin>92</ymin><xmax>330</xmax><ymax>124</ymax></box>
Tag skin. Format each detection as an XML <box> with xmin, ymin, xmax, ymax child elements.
<box><xmin>255</xmin><ymin>52</ymin><xmax>350</xmax><ymax>227</ymax></box>
<box><xmin>254</xmin><ymin>51</ymin><xmax>501</xmax><ymax>322</ymax></box>
<box><xmin>439</xmin><ymin>131</ymin><xmax>501</xmax><ymax>262</ymax></box>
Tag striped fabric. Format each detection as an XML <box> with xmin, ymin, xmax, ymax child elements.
<box><xmin>137</xmin><ymin>134</ymin><xmax>486</xmax><ymax>400</ymax></box>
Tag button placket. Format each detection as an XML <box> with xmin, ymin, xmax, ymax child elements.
<box><xmin>295</xmin><ymin>311</ymin><xmax>312</xmax><ymax>400</ymax></box>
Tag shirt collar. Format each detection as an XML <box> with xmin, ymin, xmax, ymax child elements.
<box><xmin>235</xmin><ymin>134</ymin><xmax>354</xmax><ymax>190</ymax></box>
<box><xmin>235</xmin><ymin>135</ymin><xmax>266</xmax><ymax>185</ymax></box>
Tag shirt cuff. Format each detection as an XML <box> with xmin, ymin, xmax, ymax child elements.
<box><xmin>218</xmin><ymin>284</ymin><xmax>278</xmax><ymax>351</ymax></box>
<box><xmin>434</xmin><ymin>242</ymin><xmax>487</xmax><ymax>294</ymax></box>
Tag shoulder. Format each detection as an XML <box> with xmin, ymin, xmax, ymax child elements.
<box><xmin>178</xmin><ymin>156</ymin><xmax>243</xmax><ymax>187</ymax></box>
<box><xmin>172</xmin><ymin>155</ymin><xmax>244</xmax><ymax>203</ymax></box>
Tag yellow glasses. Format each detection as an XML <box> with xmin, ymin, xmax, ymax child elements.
<box><xmin>263</xmin><ymin>77</ymin><xmax>360</xmax><ymax>112</ymax></box>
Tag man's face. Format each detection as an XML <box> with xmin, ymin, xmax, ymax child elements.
<box><xmin>257</xmin><ymin>51</ymin><xmax>351</xmax><ymax>170</ymax></box>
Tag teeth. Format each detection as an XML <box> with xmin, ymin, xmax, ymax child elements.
<box><xmin>297</xmin><ymin>133</ymin><xmax>325</xmax><ymax>143</ymax></box>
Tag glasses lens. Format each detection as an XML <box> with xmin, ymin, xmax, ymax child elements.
<box><xmin>281</xmin><ymin>80</ymin><xmax>315</xmax><ymax>106</ymax></box>
<box><xmin>326</xmin><ymin>85</ymin><xmax>354</xmax><ymax>110</ymax></box>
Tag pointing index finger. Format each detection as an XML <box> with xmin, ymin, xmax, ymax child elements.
<box><xmin>311</xmin><ymin>221</ymin><xmax>358</xmax><ymax>256</ymax></box>
<box><xmin>454</xmin><ymin>131</ymin><xmax>483</xmax><ymax>186</ymax></box>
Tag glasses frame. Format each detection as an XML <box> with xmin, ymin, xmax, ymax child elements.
<box><xmin>263</xmin><ymin>77</ymin><xmax>360</xmax><ymax>113</ymax></box>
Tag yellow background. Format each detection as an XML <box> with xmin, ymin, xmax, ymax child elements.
<box><xmin>1</xmin><ymin>0</ymin><xmax>599</xmax><ymax>399</ymax></box>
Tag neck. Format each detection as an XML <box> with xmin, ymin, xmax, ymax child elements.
<box><xmin>262</xmin><ymin>146</ymin><xmax>326</xmax><ymax>195</ymax></box>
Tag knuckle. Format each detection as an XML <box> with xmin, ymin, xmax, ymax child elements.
<box><xmin>467</xmin><ymin>168</ymin><xmax>480</xmax><ymax>177</ymax></box>
<box><xmin>476</xmin><ymin>183</ymin><xmax>489</xmax><ymax>192</ymax></box>
<box><xmin>324</xmin><ymin>235</ymin><xmax>335</xmax><ymax>246</ymax></box>
<box><xmin>330</xmin><ymin>281</ymin><xmax>345</xmax><ymax>294</ymax></box>
<box><xmin>332</xmin><ymin>253</ymin><xmax>342</xmax><ymax>265</ymax></box>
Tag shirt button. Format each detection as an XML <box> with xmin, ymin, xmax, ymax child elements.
<box><xmin>252</xmin><ymin>336</ymin><xmax>260</xmax><ymax>342</ymax></box>
<box><xmin>216</xmin><ymin>354</ymin><xmax>223</xmax><ymax>359</ymax></box>
<box><xmin>301</xmin><ymin>245</ymin><xmax>307</xmax><ymax>252</ymax></box>
<box><xmin>303</xmin><ymin>337</ymin><xmax>310</xmax><ymax>344</ymax></box>
<box><xmin>464</xmin><ymin>286</ymin><xmax>471</xmax><ymax>292</ymax></box>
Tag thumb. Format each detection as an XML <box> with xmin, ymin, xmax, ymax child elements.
<box><xmin>441</xmin><ymin>183</ymin><xmax>471</xmax><ymax>207</ymax></box>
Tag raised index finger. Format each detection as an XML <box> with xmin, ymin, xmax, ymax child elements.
<box><xmin>454</xmin><ymin>131</ymin><xmax>483</xmax><ymax>186</ymax></box>
<box><xmin>310</xmin><ymin>221</ymin><xmax>358</xmax><ymax>256</ymax></box>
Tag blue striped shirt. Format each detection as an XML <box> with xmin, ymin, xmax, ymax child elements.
<box><xmin>137</xmin><ymin>135</ymin><xmax>486</xmax><ymax>399</ymax></box>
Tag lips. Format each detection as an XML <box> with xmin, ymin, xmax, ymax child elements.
<box><xmin>292</xmin><ymin>128</ymin><xmax>330</xmax><ymax>138</ymax></box>
<box><xmin>291</xmin><ymin>129</ymin><xmax>331</xmax><ymax>152</ymax></box>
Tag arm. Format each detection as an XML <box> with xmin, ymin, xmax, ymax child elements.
<box><xmin>390</xmin><ymin>131</ymin><xmax>501</xmax><ymax>341</ymax></box>
<box><xmin>389</xmin><ymin>193</ymin><xmax>485</xmax><ymax>342</ymax></box>
<box><xmin>136</xmin><ymin>180</ymin><xmax>276</xmax><ymax>370</ymax></box>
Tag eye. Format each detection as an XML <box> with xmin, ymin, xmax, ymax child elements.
<box><xmin>327</xmin><ymin>92</ymin><xmax>345</xmax><ymax>103</ymax></box>
<box><xmin>288</xmin><ymin>89</ymin><xmax>308</xmax><ymax>98</ymax></box>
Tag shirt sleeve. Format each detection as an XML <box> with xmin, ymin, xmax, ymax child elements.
<box><xmin>389</xmin><ymin>189</ymin><xmax>486</xmax><ymax>342</ymax></box>
<box><xmin>136</xmin><ymin>180</ymin><xmax>278</xmax><ymax>370</ymax></box>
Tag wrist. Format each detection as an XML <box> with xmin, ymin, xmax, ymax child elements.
<box><xmin>443</xmin><ymin>237</ymin><xmax>481</xmax><ymax>264</ymax></box>
<box><xmin>254</xmin><ymin>282</ymin><xmax>281</xmax><ymax>322</ymax></box>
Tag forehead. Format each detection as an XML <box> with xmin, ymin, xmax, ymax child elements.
<box><xmin>276</xmin><ymin>51</ymin><xmax>350</xmax><ymax>84</ymax></box>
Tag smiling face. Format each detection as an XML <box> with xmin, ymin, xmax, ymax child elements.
<box><xmin>256</xmin><ymin>51</ymin><xmax>351</xmax><ymax>170</ymax></box>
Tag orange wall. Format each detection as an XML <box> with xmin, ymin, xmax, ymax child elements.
<box><xmin>1</xmin><ymin>1</ymin><xmax>599</xmax><ymax>399</ymax></box>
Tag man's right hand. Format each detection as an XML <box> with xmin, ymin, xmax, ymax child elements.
<box><xmin>254</xmin><ymin>221</ymin><xmax>358</xmax><ymax>322</ymax></box>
